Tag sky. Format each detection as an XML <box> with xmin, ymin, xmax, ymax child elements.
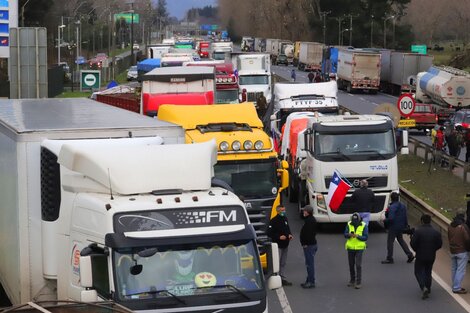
<box><xmin>165</xmin><ymin>0</ymin><xmax>217</xmax><ymax>19</ymax></box>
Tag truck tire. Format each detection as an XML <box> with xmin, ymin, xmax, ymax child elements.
<box><xmin>297</xmin><ymin>180</ymin><xmax>307</xmax><ymax>218</ymax></box>
<box><xmin>346</xmin><ymin>83</ymin><xmax>352</xmax><ymax>93</ymax></box>
<box><xmin>288</xmin><ymin>174</ymin><xmax>298</xmax><ymax>202</ymax></box>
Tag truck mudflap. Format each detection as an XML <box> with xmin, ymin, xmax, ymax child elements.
<box><xmin>352</xmin><ymin>79</ymin><xmax>380</xmax><ymax>89</ymax></box>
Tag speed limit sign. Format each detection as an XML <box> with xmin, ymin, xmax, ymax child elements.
<box><xmin>397</xmin><ymin>93</ymin><xmax>416</xmax><ymax>117</ymax></box>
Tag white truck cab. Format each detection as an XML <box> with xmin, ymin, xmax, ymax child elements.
<box><xmin>235</xmin><ymin>53</ymin><xmax>272</xmax><ymax>104</ymax></box>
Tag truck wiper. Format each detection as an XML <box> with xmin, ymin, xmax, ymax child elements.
<box><xmin>195</xmin><ymin>284</ymin><xmax>250</xmax><ymax>300</ymax></box>
<box><xmin>127</xmin><ymin>289</ymin><xmax>186</xmax><ymax>305</ymax></box>
<box><xmin>352</xmin><ymin>149</ymin><xmax>387</xmax><ymax>159</ymax></box>
<box><xmin>319</xmin><ymin>151</ymin><xmax>350</xmax><ymax>160</ymax></box>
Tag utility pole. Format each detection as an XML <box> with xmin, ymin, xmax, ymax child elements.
<box><xmin>320</xmin><ymin>11</ymin><xmax>331</xmax><ymax>44</ymax></box>
<box><xmin>370</xmin><ymin>15</ymin><xmax>374</xmax><ymax>47</ymax></box>
<box><xmin>335</xmin><ymin>17</ymin><xmax>343</xmax><ymax>45</ymax></box>
<box><xmin>127</xmin><ymin>0</ymin><xmax>135</xmax><ymax>65</ymax></box>
<box><xmin>349</xmin><ymin>14</ymin><xmax>353</xmax><ymax>46</ymax></box>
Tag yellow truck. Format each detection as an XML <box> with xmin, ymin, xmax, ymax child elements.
<box><xmin>158</xmin><ymin>103</ymin><xmax>288</xmax><ymax>267</ymax></box>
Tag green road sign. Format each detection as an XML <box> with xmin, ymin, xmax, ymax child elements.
<box><xmin>411</xmin><ymin>45</ymin><xmax>427</xmax><ymax>54</ymax></box>
<box><xmin>114</xmin><ymin>13</ymin><xmax>140</xmax><ymax>24</ymax></box>
<box><xmin>80</xmin><ymin>70</ymin><xmax>100</xmax><ymax>91</ymax></box>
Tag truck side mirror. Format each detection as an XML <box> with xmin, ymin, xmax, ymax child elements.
<box><xmin>265</xmin><ymin>242</ymin><xmax>282</xmax><ymax>290</ymax></box>
<box><xmin>80</xmin><ymin>256</ymin><xmax>93</xmax><ymax>288</ymax></box>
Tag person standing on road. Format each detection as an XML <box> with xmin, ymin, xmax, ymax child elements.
<box><xmin>448</xmin><ymin>209</ymin><xmax>470</xmax><ymax>294</ymax></box>
<box><xmin>268</xmin><ymin>205</ymin><xmax>293</xmax><ymax>286</ymax></box>
<box><xmin>300</xmin><ymin>205</ymin><xmax>318</xmax><ymax>289</ymax></box>
<box><xmin>381</xmin><ymin>192</ymin><xmax>415</xmax><ymax>264</ymax></box>
<box><xmin>410</xmin><ymin>214</ymin><xmax>443</xmax><ymax>300</ymax></box>
<box><xmin>308</xmin><ymin>71</ymin><xmax>315</xmax><ymax>83</ymax></box>
<box><xmin>350</xmin><ymin>180</ymin><xmax>375</xmax><ymax>225</ymax></box>
<box><xmin>291</xmin><ymin>69</ymin><xmax>296</xmax><ymax>82</ymax></box>
<box><xmin>344</xmin><ymin>212</ymin><xmax>368</xmax><ymax>289</ymax></box>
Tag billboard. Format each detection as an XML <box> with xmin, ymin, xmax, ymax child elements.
<box><xmin>114</xmin><ymin>13</ymin><xmax>140</xmax><ymax>24</ymax></box>
<box><xmin>0</xmin><ymin>0</ymin><xmax>18</xmax><ymax>58</ymax></box>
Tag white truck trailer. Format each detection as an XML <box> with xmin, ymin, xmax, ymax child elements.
<box><xmin>272</xmin><ymin>81</ymin><xmax>339</xmax><ymax>134</ymax></box>
<box><xmin>0</xmin><ymin>98</ymin><xmax>281</xmax><ymax>312</ymax></box>
<box><xmin>235</xmin><ymin>53</ymin><xmax>272</xmax><ymax>104</ymax></box>
<box><xmin>299</xmin><ymin>114</ymin><xmax>398</xmax><ymax>222</ymax></box>
<box><xmin>337</xmin><ymin>49</ymin><xmax>381</xmax><ymax>93</ymax></box>
<box><xmin>297</xmin><ymin>42</ymin><xmax>324</xmax><ymax>72</ymax></box>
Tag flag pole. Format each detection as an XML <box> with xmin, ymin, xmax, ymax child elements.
<box><xmin>335</xmin><ymin>169</ymin><xmax>353</xmax><ymax>188</ymax></box>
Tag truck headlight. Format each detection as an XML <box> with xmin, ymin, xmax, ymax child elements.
<box><xmin>220</xmin><ymin>141</ymin><xmax>229</xmax><ymax>151</ymax></box>
<box><xmin>232</xmin><ymin>140</ymin><xmax>241</xmax><ymax>151</ymax></box>
<box><xmin>254</xmin><ymin>140</ymin><xmax>264</xmax><ymax>150</ymax></box>
<box><xmin>243</xmin><ymin>140</ymin><xmax>253</xmax><ymax>150</ymax></box>
<box><xmin>316</xmin><ymin>194</ymin><xmax>326</xmax><ymax>209</ymax></box>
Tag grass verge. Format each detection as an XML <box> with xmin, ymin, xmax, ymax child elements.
<box><xmin>398</xmin><ymin>154</ymin><xmax>470</xmax><ymax>218</ymax></box>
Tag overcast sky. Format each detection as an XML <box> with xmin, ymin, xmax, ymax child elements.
<box><xmin>166</xmin><ymin>0</ymin><xmax>217</xmax><ymax>19</ymax></box>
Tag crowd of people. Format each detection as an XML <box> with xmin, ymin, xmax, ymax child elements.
<box><xmin>431</xmin><ymin>124</ymin><xmax>470</xmax><ymax>166</ymax></box>
<box><xmin>267</xmin><ymin>191</ymin><xmax>470</xmax><ymax>300</ymax></box>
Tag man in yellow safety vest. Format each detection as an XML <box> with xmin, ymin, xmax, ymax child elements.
<box><xmin>344</xmin><ymin>212</ymin><xmax>369</xmax><ymax>289</ymax></box>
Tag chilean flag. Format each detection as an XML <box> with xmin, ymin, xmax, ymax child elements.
<box><xmin>326</xmin><ymin>170</ymin><xmax>351</xmax><ymax>212</ymax></box>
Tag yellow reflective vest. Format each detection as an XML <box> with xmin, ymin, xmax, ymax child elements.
<box><xmin>345</xmin><ymin>222</ymin><xmax>367</xmax><ymax>250</ymax></box>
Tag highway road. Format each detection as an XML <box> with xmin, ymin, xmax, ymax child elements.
<box><xmin>265</xmin><ymin>63</ymin><xmax>470</xmax><ymax>313</ymax></box>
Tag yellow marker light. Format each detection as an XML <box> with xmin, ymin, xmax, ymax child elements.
<box><xmin>220</xmin><ymin>141</ymin><xmax>229</xmax><ymax>151</ymax></box>
<box><xmin>254</xmin><ymin>140</ymin><xmax>264</xmax><ymax>150</ymax></box>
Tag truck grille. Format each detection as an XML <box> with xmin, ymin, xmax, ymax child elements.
<box><xmin>324</xmin><ymin>176</ymin><xmax>388</xmax><ymax>188</ymax></box>
<box><xmin>247</xmin><ymin>92</ymin><xmax>264</xmax><ymax>102</ymax></box>
<box><xmin>335</xmin><ymin>195</ymin><xmax>387</xmax><ymax>214</ymax></box>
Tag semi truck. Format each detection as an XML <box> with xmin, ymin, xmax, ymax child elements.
<box><xmin>379</xmin><ymin>51</ymin><xmax>433</xmax><ymax>95</ymax></box>
<box><xmin>336</xmin><ymin>49</ymin><xmax>381</xmax><ymax>93</ymax></box>
<box><xmin>234</xmin><ymin>53</ymin><xmax>272</xmax><ymax>104</ymax></box>
<box><xmin>299</xmin><ymin>114</ymin><xmax>398</xmax><ymax>222</ymax></box>
<box><xmin>197</xmin><ymin>41</ymin><xmax>210</xmax><ymax>58</ymax></box>
<box><xmin>211</xmin><ymin>41</ymin><xmax>233</xmax><ymax>60</ymax></box>
<box><xmin>157</xmin><ymin>103</ymin><xmax>289</xmax><ymax>267</ymax></box>
<box><xmin>416</xmin><ymin>66</ymin><xmax>470</xmax><ymax>123</ymax></box>
<box><xmin>0</xmin><ymin>98</ymin><xmax>281</xmax><ymax>312</ymax></box>
<box><xmin>141</xmin><ymin>66</ymin><xmax>216</xmax><ymax>116</ymax></box>
<box><xmin>184</xmin><ymin>61</ymin><xmax>240</xmax><ymax>104</ymax></box>
<box><xmin>272</xmin><ymin>81</ymin><xmax>339</xmax><ymax>135</ymax></box>
<box><xmin>241</xmin><ymin>36</ymin><xmax>255</xmax><ymax>52</ymax></box>
<box><xmin>297</xmin><ymin>42</ymin><xmax>324</xmax><ymax>72</ymax></box>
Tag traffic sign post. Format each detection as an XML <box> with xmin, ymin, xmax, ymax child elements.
<box><xmin>397</xmin><ymin>93</ymin><xmax>416</xmax><ymax>118</ymax></box>
<box><xmin>80</xmin><ymin>70</ymin><xmax>101</xmax><ymax>91</ymax></box>
<box><xmin>396</xmin><ymin>93</ymin><xmax>416</xmax><ymax>155</ymax></box>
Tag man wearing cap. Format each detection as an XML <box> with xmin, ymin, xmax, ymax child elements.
<box><xmin>344</xmin><ymin>213</ymin><xmax>368</xmax><ymax>289</ymax></box>
<box><xmin>300</xmin><ymin>205</ymin><xmax>318</xmax><ymax>288</ymax></box>
<box><xmin>448</xmin><ymin>209</ymin><xmax>470</xmax><ymax>294</ymax></box>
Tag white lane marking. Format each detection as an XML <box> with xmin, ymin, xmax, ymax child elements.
<box><xmin>276</xmin><ymin>287</ymin><xmax>293</xmax><ymax>313</ymax></box>
<box><xmin>433</xmin><ymin>271</ymin><xmax>470</xmax><ymax>312</ymax></box>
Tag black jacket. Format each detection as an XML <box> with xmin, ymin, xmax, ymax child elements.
<box><xmin>351</xmin><ymin>187</ymin><xmax>375</xmax><ymax>212</ymax></box>
<box><xmin>268</xmin><ymin>214</ymin><xmax>292</xmax><ymax>249</ymax></box>
<box><xmin>300</xmin><ymin>215</ymin><xmax>318</xmax><ymax>246</ymax></box>
<box><xmin>410</xmin><ymin>224</ymin><xmax>442</xmax><ymax>262</ymax></box>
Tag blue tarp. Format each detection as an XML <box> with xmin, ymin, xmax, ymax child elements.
<box><xmin>107</xmin><ymin>80</ymin><xmax>118</xmax><ymax>89</ymax></box>
<box><xmin>137</xmin><ymin>58</ymin><xmax>161</xmax><ymax>73</ymax></box>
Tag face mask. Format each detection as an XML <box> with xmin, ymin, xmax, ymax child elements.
<box><xmin>279</xmin><ymin>212</ymin><xmax>286</xmax><ymax>217</ymax></box>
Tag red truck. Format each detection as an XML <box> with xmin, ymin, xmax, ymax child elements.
<box><xmin>94</xmin><ymin>67</ymin><xmax>216</xmax><ymax>116</ymax></box>
<box><xmin>197</xmin><ymin>41</ymin><xmax>210</xmax><ymax>58</ymax></box>
<box><xmin>401</xmin><ymin>103</ymin><xmax>438</xmax><ymax>131</ymax></box>
<box><xmin>185</xmin><ymin>61</ymin><xmax>239</xmax><ymax>104</ymax></box>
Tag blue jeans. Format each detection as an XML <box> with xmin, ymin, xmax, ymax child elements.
<box><xmin>451</xmin><ymin>252</ymin><xmax>469</xmax><ymax>291</ymax></box>
<box><xmin>303</xmin><ymin>244</ymin><xmax>318</xmax><ymax>284</ymax></box>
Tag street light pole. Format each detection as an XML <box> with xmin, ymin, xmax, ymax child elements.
<box><xmin>335</xmin><ymin>17</ymin><xmax>343</xmax><ymax>45</ymax></box>
<box><xmin>21</xmin><ymin>0</ymin><xmax>31</xmax><ymax>27</ymax></box>
<box><xmin>348</xmin><ymin>15</ymin><xmax>353</xmax><ymax>46</ymax></box>
<box><xmin>75</xmin><ymin>20</ymin><xmax>80</xmax><ymax>73</ymax></box>
<box><xmin>340</xmin><ymin>29</ymin><xmax>349</xmax><ymax>46</ymax></box>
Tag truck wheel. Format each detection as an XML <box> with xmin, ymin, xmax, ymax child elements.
<box><xmin>297</xmin><ymin>180</ymin><xmax>306</xmax><ymax>218</ymax></box>
<box><xmin>369</xmin><ymin>89</ymin><xmax>378</xmax><ymax>95</ymax></box>
<box><xmin>346</xmin><ymin>83</ymin><xmax>352</xmax><ymax>93</ymax></box>
<box><xmin>288</xmin><ymin>176</ymin><xmax>298</xmax><ymax>202</ymax></box>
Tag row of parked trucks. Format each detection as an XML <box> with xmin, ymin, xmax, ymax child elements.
<box><xmin>0</xmin><ymin>98</ymin><xmax>283</xmax><ymax>312</ymax></box>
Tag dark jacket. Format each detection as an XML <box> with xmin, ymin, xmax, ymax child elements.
<box><xmin>300</xmin><ymin>215</ymin><xmax>317</xmax><ymax>246</ymax></box>
<box><xmin>448</xmin><ymin>215</ymin><xmax>470</xmax><ymax>254</ymax></box>
<box><xmin>410</xmin><ymin>224</ymin><xmax>442</xmax><ymax>262</ymax></box>
<box><xmin>351</xmin><ymin>187</ymin><xmax>375</xmax><ymax>212</ymax></box>
<box><xmin>268</xmin><ymin>214</ymin><xmax>292</xmax><ymax>249</ymax></box>
<box><xmin>385</xmin><ymin>201</ymin><xmax>408</xmax><ymax>231</ymax></box>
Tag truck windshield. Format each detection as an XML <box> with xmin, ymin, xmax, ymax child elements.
<box><xmin>216</xmin><ymin>89</ymin><xmax>239</xmax><ymax>104</ymax></box>
<box><xmin>239</xmin><ymin>75</ymin><xmax>268</xmax><ymax>85</ymax></box>
<box><xmin>314</xmin><ymin>130</ymin><xmax>396</xmax><ymax>161</ymax></box>
<box><xmin>213</xmin><ymin>52</ymin><xmax>226</xmax><ymax>60</ymax></box>
<box><xmin>214</xmin><ymin>159</ymin><xmax>277</xmax><ymax>198</ymax></box>
<box><xmin>113</xmin><ymin>240</ymin><xmax>263</xmax><ymax>302</ymax></box>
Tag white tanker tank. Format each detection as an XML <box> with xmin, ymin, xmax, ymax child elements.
<box><xmin>416</xmin><ymin>66</ymin><xmax>470</xmax><ymax>108</ymax></box>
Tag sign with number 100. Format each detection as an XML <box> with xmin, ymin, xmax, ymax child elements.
<box><xmin>397</xmin><ymin>93</ymin><xmax>416</xmax><ymax>118</ymax></box>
